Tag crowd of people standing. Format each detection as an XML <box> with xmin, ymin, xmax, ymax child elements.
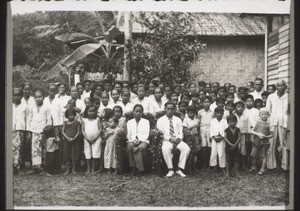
<box><xmin>12</xmin><ymin>77</ymin><xmax>290</xmax><ymax>178</ymax></box>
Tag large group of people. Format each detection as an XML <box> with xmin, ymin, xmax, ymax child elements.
<box><xmin>12</xmin><ymin>77</ymin><xmax>290</xmax><ymax>178</ymax></box>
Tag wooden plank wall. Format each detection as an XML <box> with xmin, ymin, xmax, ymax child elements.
<box><xmin>267</xmin><ymin>23</ymin><xmax>290</xmax><ymax>86</ymax></box>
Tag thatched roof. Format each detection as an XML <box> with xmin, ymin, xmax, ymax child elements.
<box><xmin>120</xmin><ymin>12</ymin><xmax>283</xmax><ymax>36</ymax></box>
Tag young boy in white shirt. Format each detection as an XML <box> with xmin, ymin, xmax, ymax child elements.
<box><xmin>243</xmin><ymin>94</ymin><xmax>259</xmax><ymax>169</ymax></box>
<box><xmin>209</xmin><ymin>107</ymin><xmax>228</xmax><ymax>173</ymax></box>
<box><xmin>198</xmin><ymin>96</ymin><xmax>213</xmax><ymax>171</ymax></box>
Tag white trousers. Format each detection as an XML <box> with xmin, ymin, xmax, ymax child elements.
<box><xmin>161</xmin><ymin>140</ymin><xmax>190</xmax><ymax>169</ymax></box>
<box><xmin>209</xmin><ymin>139</ymin><xmax>226</xmax><ymax>168</ymax></box>
<box><xmin>267</xmin><ymin>125</ymin><xmax>289</xmax><ymax>170</ymax></box>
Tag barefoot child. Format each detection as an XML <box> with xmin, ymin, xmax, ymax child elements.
<box><xmin>249</xmin><ymin>108</ymin><xmax>273</xmax><ymax>175</ymax></box>
<box><xmin>43</xmin><ymin>126</ymin><xmax>60</xmax><ymax>175</ymax></box>
<box><xmin>234</xmin><ymin>101</ymin><xmax>250</xmax><ymax>171</ymax></box>
<box><xmin>62</xmin><ymin>108</ymin><xmax>81</xmax><ymax>174</ymax></box>
<box><xmin>209</xmin><ymin>107</ymin><xmax>228</xmax><ymax>173</ymax></box>
<box><xmin>102</xmin><ymin>116</ymin><xmax>122</xmax><ymax>174</ymax></box>
<box><xmin>224</xmin><ymin>114</ymin><xmax>241</xmax><ymax>177</ymax></box>
<box><xmin>198</xmin><ymin>96</ymin><xmax>213</xmax><ymax>171</ymax></box>
<box><xmin>81</xmin><ymin>106</ymin><xmax>102</xmax><ymax>175</ymax></box>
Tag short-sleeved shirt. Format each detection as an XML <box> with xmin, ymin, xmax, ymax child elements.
<box><xmin>198</xmin><ymin>109</ymin><xmax>213</xmax><ymax>127</ymax></box>
<box><xmin>253</xmin><ymin>120</ymin><xmax>271</xmax><ymax>148</ymax></box>
<box><xmin>183</xmin><ymin>117</ymin><xmax>199</xmax><ymax>129</ymax></box>
<box><xmin>253</xmin><ymin>120</ymin><xmax>271</xmax><ymax>137</ymax></box>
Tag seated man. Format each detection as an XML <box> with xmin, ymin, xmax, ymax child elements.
<box><xmin>156</xmin><ymin>101</ymin><xmax>191</xmax><ymax>177</ymax></box>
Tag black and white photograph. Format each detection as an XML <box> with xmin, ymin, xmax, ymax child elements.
<box><xmin>6</xmin><ymin>0</ymin><xmax>294</xmax><ymax>209</ymax></box>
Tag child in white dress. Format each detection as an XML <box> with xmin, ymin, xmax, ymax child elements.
<box><xmin>81</xmin><ymin>106</ymin><xmax>102</xmax><ymax>175</ymax></box>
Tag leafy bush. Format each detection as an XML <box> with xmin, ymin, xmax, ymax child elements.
<box><xmin>13</xmin><ymin>65</ymin><xmax>68</xmax><ymax>94</ymax></box>
<box><xmin>128</xmin><ymin>12</ymin><xmax>206</xmax><ymax>84</ymax></box>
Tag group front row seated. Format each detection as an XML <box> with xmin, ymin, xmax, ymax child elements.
<box><xmin>12</xmin><ymin>79</ymin><xmax>288</xmax><ymax>178</ymax></box>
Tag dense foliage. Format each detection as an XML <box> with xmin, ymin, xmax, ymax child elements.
<box><xmin>12</xmin><ymin>11</ymin><xmax>116</xmax><ymax>87</ymax></box>
<box><xmin>129</xmin><ymin>12</ymin><xmax>206</xmax><ymax>84</ymax></box>
<box><xmin>13</xmin><ymin>11</ymin><xmax>205</xmax><ymax>87</ymax></box>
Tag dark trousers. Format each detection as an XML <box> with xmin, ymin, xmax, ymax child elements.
<box><xmin>126</xmin><ymin>142</ymin><xmax>148</xmax><ymax>172</ymax></box>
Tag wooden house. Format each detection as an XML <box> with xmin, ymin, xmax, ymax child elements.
<box><xmin>120</xmin><ymin>12</ymin><xmax>289</xmax><ymax>87</ymax></box>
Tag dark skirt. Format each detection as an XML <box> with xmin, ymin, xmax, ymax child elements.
<box><xmin>45</xmin><ymin>150</ymin><xmax>60</xmax><ymax>174</ymax></box>
<box><xmin>63</xmin><ymin>137</ymin><xmax>80</xmax><ymax>162</ymax></box>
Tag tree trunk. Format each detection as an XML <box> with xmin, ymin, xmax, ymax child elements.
<box><xmin>123</xmin><ymin>11</ymin><xmax>132</xmax><ymax>81</ymax></box>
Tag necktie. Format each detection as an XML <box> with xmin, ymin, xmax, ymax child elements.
<box><xmin>169</xmin><ymin>118</ymin><xmax>174</xmax><ymax>137</ymax></box>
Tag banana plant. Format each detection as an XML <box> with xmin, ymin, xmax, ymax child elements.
<box><xmin>41</xmin><ymin>22</ymin><xmax>124</xmax><ymax>81</ymax></box>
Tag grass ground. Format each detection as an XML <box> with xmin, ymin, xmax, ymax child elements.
<box><xmin>13</xmin><ymin>168</ymin><xmax>289</xmax><ymax>208</ymax></box>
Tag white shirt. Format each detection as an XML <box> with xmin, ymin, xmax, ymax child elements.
<box><xmin>13</xmin><ymin>103</ymin><xmax>30</xmax><ymax>131</ymax></box>
<box><xmin>43</xmin><ymin>96</ymin><xmax>61</xmax><ymax>126</ymax></box>
<box><xmin>148</xmin><ymin>94</ymin><xmax>155</xmax><ymax>102</ymax></box>
<box><xmin>126</xmin><ymin>118</ymin><xmax>150</xmax><ymax>144</ymax></box>
<box><xmin>210</xmin><ymin>102</ymin><xmax>217</xmax><ymax>112</ymax></box>
<box><xmin>210</xmin><ymin>118</ymin><xmax>228</xmax><ymax>138</ymax></box>
<box><xmin>28</xmin><ymin>104</ymin><xmax>52</xmax><ymax>133</ymax></box>
<box><xmin>244</xmin><ymin>107</ymin><xmax>259</xmax><ymax>128</ymax></box>
<box><xmin>266</xmin><ymin>91</ymin><xmax>288</xmax><ymax>128</ymax></box>
<box><xmin>161</xmin><ymin>95</ymin><xmax>170</xmax><ymax>103</ymax></box>
<box><xmin>120</xmin><ymin>101</ymin><xmax>134</xmax><ymax>115</ymax></box>
<box><xmin>183</xmin><ymin>117</ymin><xmax>199</xmax><ymax>129</ymax></box>
<box><xmin>74</xmin><ymin>99</ymin><xmax>86</xmax><ymax>115</ymax></box>
<box><xmin>148</xmin><ymin>98</ymin><xmax>167</xmax><ymax>115</ymax></box>
<box><xmin>56</xmin><ymin>93</ymin><xmax>71</xmax><ymax>108</ymax></box>
<box><xmin>235</xmin><ymin>113</ymin><xmax>250</xmax><ymax>134</ymax></box>
<box><xmin>21</xmin><ymin>96</ymin><xmax>36</xmax><ymax>108</ymax></box>
<box><xmin>97</xmin><ymin>101</ymin><xmax>114</xmax><ymax>117</ymax></box>
<box><xmin>56</xmin><ymin>94</ymin><xmax>71</xmax><ymax>125</ymax></box>
<box><xmin>198</xmin><ymin>109</ymin><xmax>213</xmax><ymax>127</ymax></box>
<box><xmin>249</xmin><ymin>90</ymin><xmax>264</xmax><ymax>100</ymax></box>
<box><xmin>129</xmin><ymin>92</ymin><xmax>138</xmax><ymax>103</ymax></box>
<box><xmin>109</xmin><ymin>100</ymin><xmax>123</xmax><ymax>110</ymax></box>
<box><xmin>132</xmin><ymin>97</ymin><xmax>150</xmax><ymax>113</ymax></box>
<box><xmin>157</xmin><ymin>115</ymin><xmax>183</xmax><ymax>141</ymax></box>
<box><xmin>81</xmin><ymin>90</ymin><xmax>91</xmax><ymax>101</ymax></box>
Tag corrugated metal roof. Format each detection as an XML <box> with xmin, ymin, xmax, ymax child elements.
<box><xmin>120</xmin><ymin>12</ymin><xmax>270</xmax><ymax>36</ymax></box>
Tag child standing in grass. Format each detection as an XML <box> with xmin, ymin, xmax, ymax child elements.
<box><xmin>62</xmin><ymin>108</ymin><xmax>81</xmax><ymax>174</ymax></box>
<box><xmin>43</xmin><ymin>126</ymin><xmax>60</xmax><ymax>175</ymax></box>
<box><xmin>103</xmin><ymin>116</ymin><xmax>122</xmax><ymax>174</ymax></box>
<box><xmin>249</xmin><ymin>108</ymin><xmax>273</xmax><ymax>175</ymax></box>
<box><xmin>198</xmin><ymin>96</ymin><xmax>213</xmax><ymax>171</ymax></box>
<box><xmin>244</xmin><ymin>94</ymin><xmax>259</xmax><ymax>169</ymax></box>
<box><xmin>234</xmin><ymin>101</ymin><xmax>250</xmax><ymax>171</ymax></box>
<box><xmin>224</xmin><ymin>114</ymin><xmax>241</xmax><ymax>178</ymax></box>
<box><xmin>81</xmin><ymin>106</ymin><xmax>102</xmax><ymax>175</ymax></box>
<box><xmin>209</xmin><ymin>107</ymin><xmax>228</xmax><ymax>173</ymax></box>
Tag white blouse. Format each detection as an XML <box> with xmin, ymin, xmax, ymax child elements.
<box><xmin>126</xmin><ymin>118</ymin><xmax>150</xmax><ymax>144</ymax></box>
